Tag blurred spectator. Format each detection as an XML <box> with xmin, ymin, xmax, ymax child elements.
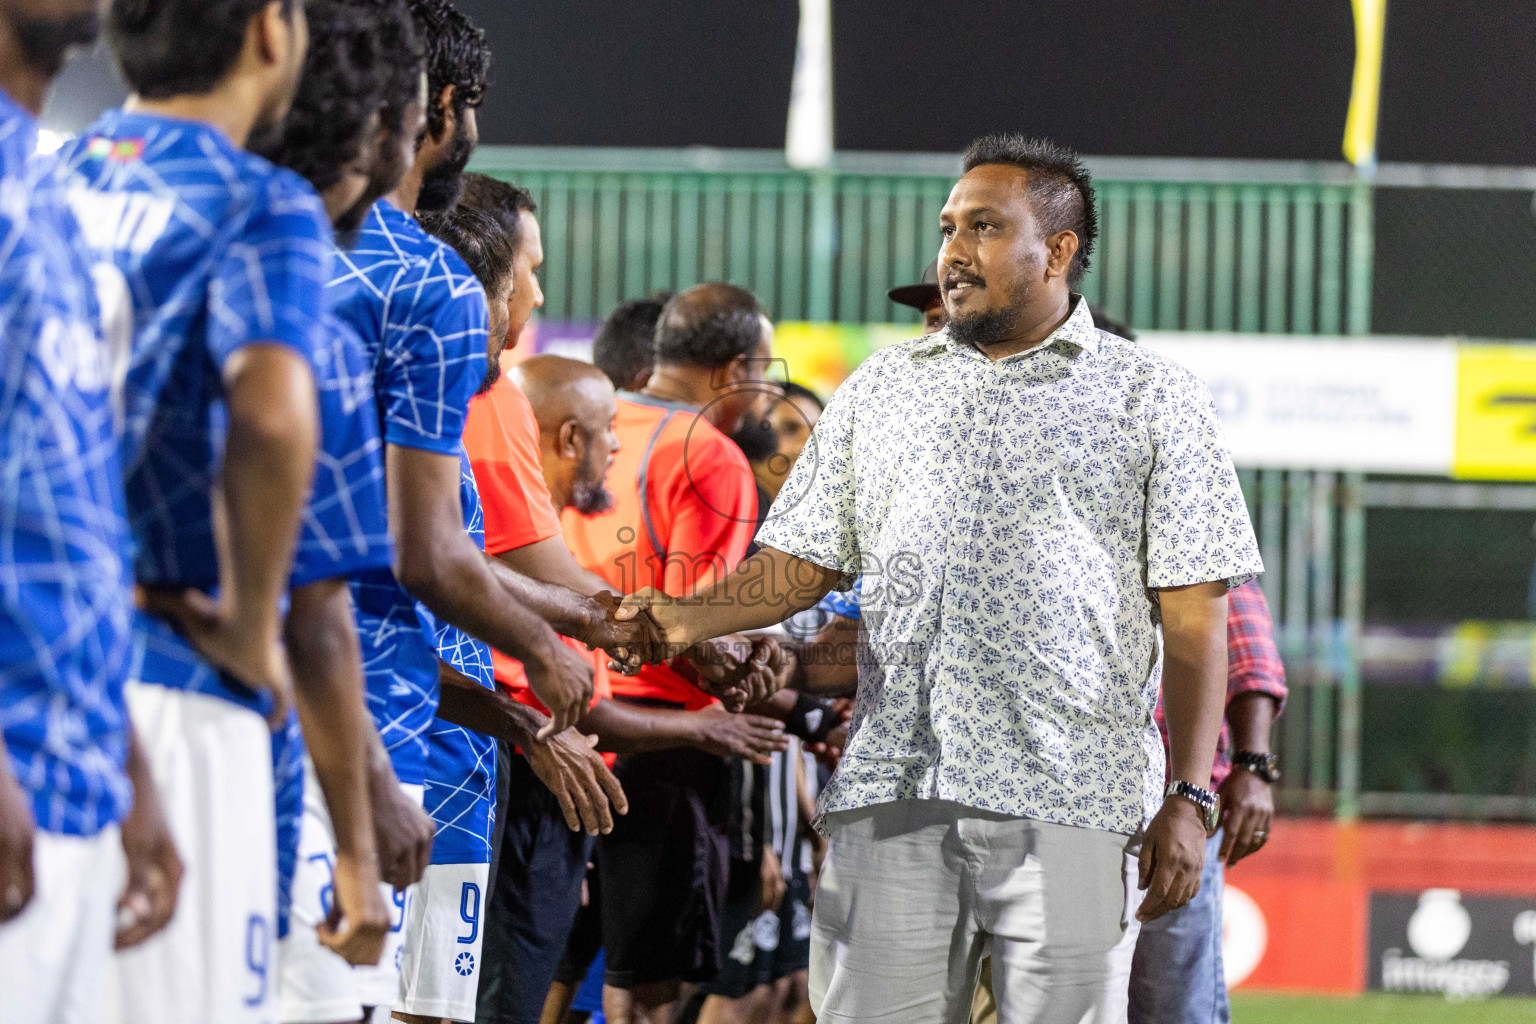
<box><xmin>888</xmin><ymin>259</ymin><xmax>947</xmax><ymax>335</ymax></box>
<box><xmin>592</xmin><ymin>291</ymin><xmax>674</xmax><ymax>393</ymax></box>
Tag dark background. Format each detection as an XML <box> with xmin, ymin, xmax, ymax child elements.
<box><xmin>45</xmin><ymin>1</ymin><xmax>1536</xmax><ymax>164</ymax></box>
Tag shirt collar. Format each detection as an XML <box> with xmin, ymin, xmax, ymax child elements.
<box><xmin>911</xmin><ymin>294</ymin><xmax>1100</xmax><ymax>362</ymax></box>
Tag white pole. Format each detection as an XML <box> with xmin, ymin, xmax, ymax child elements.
<box><xmin>786</xmin><ymin>0</ymin><xmax>833</xmax><ymax>170</ymax></box>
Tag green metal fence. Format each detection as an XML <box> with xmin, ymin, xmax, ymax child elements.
<box><xmin>472</xmin><ymin>147</ymin><xmax>1376</xmax><ymax>334</ymax></box>
<box><xmin>472</xmin><ymin>146</ymin><xmax>1388</xmax><ymax>821</ymax></box>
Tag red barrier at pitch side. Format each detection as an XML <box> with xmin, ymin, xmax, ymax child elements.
<box><xmin>1225</xmin><ymin>818</ymin><xmax>1536</xmax><ymax>996</ymax></box>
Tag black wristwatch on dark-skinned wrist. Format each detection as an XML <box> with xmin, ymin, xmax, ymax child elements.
<box><xmin>1233</xmin><ymin>751</ymin><xmax>1281</xmax><ymax>784</ymax></box>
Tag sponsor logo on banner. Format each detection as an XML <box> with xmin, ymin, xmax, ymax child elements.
<box><xmin>1138</xmin><ymin>334</ymin><xmax>1458</xmax><ymax>474</ymax></box>
<box><xmin>1369</xmin><ymin>889</ymin><xmax>1536</xmax><ymax>999</ymax></box>
<box><xmin>1454</xmin><ymin>345</ymin><xmax>1536</xmax><ymax>481</ymax></box>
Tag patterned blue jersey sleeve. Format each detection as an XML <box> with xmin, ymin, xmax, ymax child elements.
<box><xmin>290</xmin><ymin>311</ymin><xmax>394</xmax><ymax>588</ymax></box>
<box><xmin>207</xmin><ymin>169</ymin><xmax>331</xmax><ymax>367</ymax></box>
<box><xmin>347</xmin><ymin>201</ymin><xmax>486</xmax><ymax>456</ymax></box>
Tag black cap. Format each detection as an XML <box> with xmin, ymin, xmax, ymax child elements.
<box><xmin>888</xmin><ymin>260</ymin><xmax>941</xmax><ymax>311</ymax></box>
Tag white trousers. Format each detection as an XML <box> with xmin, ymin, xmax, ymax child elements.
<box><xmin>0</xmin><ymin>827</ymin><xmax>124</xmax><ymax>1024</ymax></box>
<box><xmin>810</xmin><ymin>800</ymin><xmax>1143</xmax><ymax>1024</ymax></box>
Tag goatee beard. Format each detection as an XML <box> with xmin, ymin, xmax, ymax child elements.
<box><xmin>416</xmin><ymin>121</ymin><xmax>474</xmax><ymax>213</ymax></box>
<box><xmin>476</xmin><ymin>360</ymin><xmax>501</xmax><ymax>397</ymax></box>
<box><xmin>571</xmin><ymin>482</ymin><xmax>614</xmax><ymax>516</ymax></box>
<box><xmin>947</xmin><ymin>305</ymin><xmax>1023</xmax><ymax>350</ymax></box>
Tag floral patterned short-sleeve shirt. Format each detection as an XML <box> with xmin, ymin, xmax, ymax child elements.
<box><xmin>756</xmin><ymin>297</ymin><xmax>1263</xmax><ymax>836</ymax></box>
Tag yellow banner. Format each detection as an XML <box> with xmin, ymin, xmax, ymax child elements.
<box><xmin>1453</xmin><ymin>345</ymin><xmax>1536</xmax><ymax>481</ymax></box>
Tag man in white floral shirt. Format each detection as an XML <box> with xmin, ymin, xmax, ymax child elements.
<box><xmin>621</xmin><ymin>133</ymin><xmax>1263</xmax><ymax>1024</ymax></box>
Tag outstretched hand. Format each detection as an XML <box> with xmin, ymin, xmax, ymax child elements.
<box><xmin>524</xmin><ymin>638</ymin><xmax>596</xmax><ymax>740</ymax></box>
<box><xmin>524</xmin><ymin>727</ymin><xmax>629</xmax><ymax>836</ymax></box>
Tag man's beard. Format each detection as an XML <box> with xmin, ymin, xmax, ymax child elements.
<box><xmin>416</xmin><ymin>117</ymin><xmax>474</xmax><ymax>213</ymax></box>
<box><xmin>730</xmin><ymin>411</ymin><xmax>779</xmax><ymax>463</ymax></box>
<box><xmin>13</xmin><ymin>12</ymin><xmax>100</xmax><ymax>78</ymax></box>
<box><xmin>245</xmin><ymin>114</ymin><xmax>287</xmax><ymax>160</ymax></box>
<box><xmin>332</xmin><ymin>201</ymin><xmax>371</xmax><ymax>249</ymax></box>
<box><xmin>571</xmin><ymin>440</ymin><xmax>614</xmax><ymax>516</ymax></box>
<box><xmin>475</xmin><ymin>356</ymin><xmax>501</xmax><ymax>396</ymax></box>
<box><xmin>947</xmin><ymin>304</ymin><xmax>1023</xmax><ymax>351</ymax></box>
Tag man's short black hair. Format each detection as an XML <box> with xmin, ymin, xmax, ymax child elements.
<box><xmin>591</xmin><ymin>292</ymin><xmax>672</xmax><ymax>392</ymax></box>
<box><xmin>418</xmin><ymin>172</ymin><xmax>535</xmax><ymax>298</ymax></box>
<box><xmin>108</xmin><ymin>0</ymin><xmax>295</xmax><ymax>99</ymax></box>
<box><xmin>370</xmin><ymin>0</ymin><xmax>424</xmax><ymax>143</ymax></box>
<box><xmin>961</xmin><ymin>133</ymin><xmax>1098</xmax><ymax>290</ymax></box>
<box><xmin>654</xmin><ymin>284</ymin><xmax>768</xmax><ymax>370</ymax></box>
<box><xmin>257</xmin><ymin>0</ymin><xmax>402</xmax><ymax>193</ymax></box>
<box><xmin>781</xmin><ymin>381</ymin><xmax>824</xmax><ymax>412</ymax></box>
<box><xmin>408</xmin><ymin>0</ymin><xmax>489</xmax><ymax>141</ymax></box>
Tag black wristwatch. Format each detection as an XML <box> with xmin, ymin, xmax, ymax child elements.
<box><xmin>1165</xmin><ymin>780</ymin><xmax>1220</xmax><ymax>833</ymax></box>
<box><xmin>1233</xmin><ymin>751</ymin><xmax>1281</xmax><ymax>784</ymax></box>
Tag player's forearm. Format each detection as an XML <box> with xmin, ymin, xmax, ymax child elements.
<box><xmin>668</xmin><ymin>547</ymin><xmax>842</xmax><ymax>647</ymax></box>
<box><xmin>435</xmin><ymin>664</ymin><xmax>548</xmax><ymax>747</ymax></box>
<box><xmin>285</xmin><ymin>580</ymin><xmax>376</xmax><ymax>863</ymax></box>
<box><xmin>403</xmin><ymin>534</ymin><xmax>566</xmax><ymax>669</ymax></box>
<box><xmin>482</xmin><ymin>553</ymin><xmax>608</xmax><ymax>647</ymax></box>
<box><xmin>578</xmin><ymin>699</ymin><xmax>704</xmax><ymax>754</ymax></box>
<box><xmin>1157</xmin><ymin>582</ymin><xmax>1230</xmax><ymax>787</ymax></box>
<box><xmin>495</xmin><ymin>540</ymin><xmax>615</xmax><ymax>600</ymax></box>
<box><xmin>1227</xmin><ymin>692</ymin><xmax>1278</xmax><ymax>754</ymax></box>
<box><xmin>220</xmin><ymin>344</ymin><xmax>319</xmax><ymax>633</ymax></box>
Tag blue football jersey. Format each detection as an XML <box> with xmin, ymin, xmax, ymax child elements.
<box><xmin>329</xmin><ymin>199</ymin><xmax>486</xmax><ymax>784</ymax></box>
<box><xmin>290</xmin><ymin>310</ymin><xmax>393</xmax><ymax>588</ymax></box>
<box><xmin>0</xmin><ymin>92</ymin><xmax>135</xmax><ymax>837</ymax></box>
<box><xmin>59</xmin><ymin>111</ymin><xmax>331</xmax><ymax>711</ymax></box>
<box><xmin>419</xmin><ymin>449</ymin><xmax>496</xmax><ymax>865</ymax></box>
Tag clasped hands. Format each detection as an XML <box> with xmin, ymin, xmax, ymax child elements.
<box><xmin>586</xmin><ymin>588</ymin><xmax>793</xmax><ymax>710</ymax></box>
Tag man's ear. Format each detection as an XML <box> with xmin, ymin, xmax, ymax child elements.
<box><xmin>723</xmin><ymin>353</ymin><xmax>751</xmax><ymax>388</ymax></box>
<box><xmin>430</xmin><ymin>84</ymin><xmax>458</xmax><ymax>144</ymax></box>
<box><xmin>252</xmin><ymin>1</ymin><xmax>281</xmax><ymax>66</ymax></box>
<box><xmin>1044</xmin><ymin>230</ymin><xmax>1080</xmax><ymax>282</ymax></box>
<box><xmin>558</xmin><ymin>419</ymin><xmax>582</xmax><ymax>459</ymax></box>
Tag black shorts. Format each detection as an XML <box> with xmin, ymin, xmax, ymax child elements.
<box><xmin>475</xmin><ymin>744</ymin><xmax>593</xmax><ymax>1024</ymax></box>
<box><xmin>552</xmin><ymin>864</ymin><xmax>603</xmax><ymax>987</ymax></box>
<box><xmin>595</xmin><ymin>743</ymin><xmax>731</xmax><ymax>989</ymax></box>
<box><xmin>698</xmin><ymin>868</ymin><xmax>813</xmax><ymax>999</ymax></box>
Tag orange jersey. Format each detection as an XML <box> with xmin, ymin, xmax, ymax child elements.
<box><xmin>562</xmin><ymin>394</ymin><xmax>758</xmax><ymax>708</ymax></box>
<box><xmin>464</xmin><ymin>376</ymin><xmax>563</xmax><ymax>556</ymax></box>
<box><xmin>463</xmin><ymin>378</ymin><xmax>601</xmax><ymax>705</ymax></box>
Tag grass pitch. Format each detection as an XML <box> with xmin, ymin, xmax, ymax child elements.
<box><xmin>1231</xmin><ymin>992</ymin><xmax>1536</xmax><ymax>1022</ymax></box>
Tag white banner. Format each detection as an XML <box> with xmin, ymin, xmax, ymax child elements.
<box><xmin>1138</xmin><ymin>333</ymin><xmax>1458</xmax><ymax>474</ymax></box>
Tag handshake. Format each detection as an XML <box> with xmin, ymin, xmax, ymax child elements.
<box><xmin>584</xmin><ymin>587</ymin><xmax>795</xmax><ymax>712</ymax></box>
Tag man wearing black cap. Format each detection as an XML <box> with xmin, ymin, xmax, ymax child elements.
<box><xmin>888</xmin><ymin>260</ymin><xmax>947</xmax><ymax>335</ymax></box>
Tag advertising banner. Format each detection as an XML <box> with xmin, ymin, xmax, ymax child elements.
<box><xmin>1137</xmin><ymin>333</ymin><xmax>1458</xmax><ymax>474</ymax></box>
<box><xmin>1368</xmin><ymin>890</ymin><xmax>1536</xmax><ymax>998</ymax></box>
<box><xmin>517</xmin><ymin>319</ymin><xmax>1536</xmax><ymax>480</ymax></box>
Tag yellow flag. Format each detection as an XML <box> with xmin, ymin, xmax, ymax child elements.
<box><xmin>1343</xmin><ymin>0</ymin><xmax>1387</xmax><ymax>167</ymax></box>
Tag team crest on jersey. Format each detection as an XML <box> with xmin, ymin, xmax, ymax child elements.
<box><xmin>86</xmin><ymin>137</ymin><xmax>144</xmax><ymax>162</ymax></box>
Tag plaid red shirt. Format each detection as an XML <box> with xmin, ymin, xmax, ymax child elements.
<box><xmin>1154</xmin><ymin>580</ymin><xmax>1288</xmax><ymax>789</ymax></box>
